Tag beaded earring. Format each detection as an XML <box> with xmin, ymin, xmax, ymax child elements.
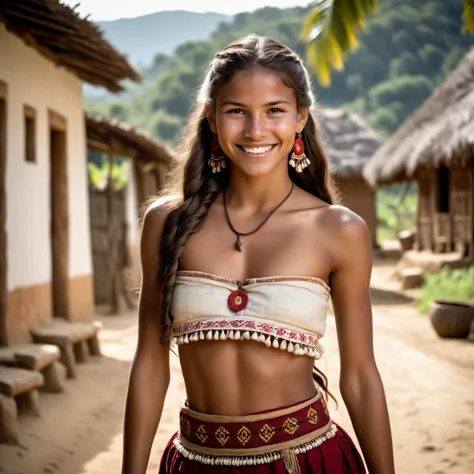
<box><xmin>289</xmin><ymin>133</ymin><xmax>311</xmax><ymax>173</ymax></box>
<box><xmin>208</xmin><ymin>135</ymin><xmax>226</xmax><ymax>173</ymax></box>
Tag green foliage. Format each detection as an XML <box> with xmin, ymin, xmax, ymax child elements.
<box><xmin>148</xmin><ymin>110</ymin><xmax>185</xmax><ymax>143</ymax></box>
<box><xmin>377</xmin><ymin>184</ymin><xmax>417</xmax><ymax>241</ymax></box>
<box><xmin>417</xmin><ymin>267</ymin><xmax>474</xmax><ymax>314</ymax></box>
<box><xmin>303</xmin><ymin>0</ymin><xmax>379</xmax><ymax>86</ymax></box>
<box><xmin>88</xmin><ymin>161</ymin><xmax>129</xmax><ymax>191</ymax></box>
<box><xmin>84</xmin><ymin>0</ymin><xmax>474</xmax><ymax>144</ymax></box>
<box><xmin>304</xmin><ymin>0</ymin><xmax>474</xmax><ymax>86</ymax></box>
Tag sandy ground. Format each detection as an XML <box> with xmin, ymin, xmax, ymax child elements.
<box><xmin>0</xmin><ymin>259</ymin><xmax>473</xmax><ymax>474</ymax></box>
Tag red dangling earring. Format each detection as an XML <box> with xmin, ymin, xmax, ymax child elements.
<box><xmin>208</xmin><ymin>135</ymin><xmax>226</xmax><ymax>173</ymax></box>
<box><xmin>289</xmin><ymin>133</ymin><xmax>310</xmax><ymax>173</ymax></box>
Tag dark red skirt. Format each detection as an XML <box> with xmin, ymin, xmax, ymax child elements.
<box><xmin>159</xmin><ymin>394</ymin><xmax>365</xmax><ymax>473</ymax></box>
<box><xmin>160</xmin><ymin>424</ymin><xmax>364</xmax><ymax>473</ymax></box>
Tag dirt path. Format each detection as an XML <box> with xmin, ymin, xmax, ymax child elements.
<box><xmin>1</xmin><ymin>262</ymin><xmax>473</xmax><ymax>474</ymax></box>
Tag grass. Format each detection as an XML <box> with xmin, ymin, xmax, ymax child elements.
<box><xmin>417</xmin><ymin>266</ymin><xmax>474</xmax><ymax>314</ymax></box>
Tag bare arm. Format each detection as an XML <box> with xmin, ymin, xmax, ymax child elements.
<box><xmin>121</xmin><ymin>203</ymin><xmax>171</xmax><ymax>474</ymax></box>
<box><xmin>328</xmin><ymin>207</ymin><xmax>395</xmax><ymax>474</ymax></box>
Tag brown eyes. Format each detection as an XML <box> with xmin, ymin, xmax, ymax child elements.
<box><xmin>225</xmin><ymin>108</ymin><xmax>285</xmax><ymax>114</ymax></box>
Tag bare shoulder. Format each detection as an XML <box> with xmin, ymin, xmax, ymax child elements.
<box><xmin>140</xmin><ymin>195</ymin><xmax>181</xmax><ymax>272</ymax></box>
<box><xmin>141</xmin><ymin>195</ymin><xmax>180</xmax><ymax>240</ymax></box>
<box><xmin>318</xmin><ymin>205</ymin><xmax>372</xmax><ymax>268</ymax></box>
<box><xmin>320</xmin><ymin>204</ymin><xmax>369</xmax><ymax>237</ymax></box>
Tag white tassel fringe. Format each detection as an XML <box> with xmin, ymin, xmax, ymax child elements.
<box><xmin>172</xmin><ymin>329</ymin><xmax>324</xmax><ymax>359</ymax></box>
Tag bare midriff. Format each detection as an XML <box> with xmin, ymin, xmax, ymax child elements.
<box><xmin>178</xmin><ymin>339</ymin><xmax>317</xmax><ymax>416</ymax></box>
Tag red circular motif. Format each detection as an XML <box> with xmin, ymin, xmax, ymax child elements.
<box><xmin>228</xmin><ymin>290</ymin><xmax>248</xmax><ymax>312</ymax></box>
<box><xmin>293</xmin><ymin>137</ymin><xmax>305</xmax><ymax>156</ymax></box>
<box><xmin>211</xmin><ymin>136</ymin><xmax>222</xmax><ymax>156</ymax></box>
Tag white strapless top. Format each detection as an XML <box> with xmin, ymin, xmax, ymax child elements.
<box><xmin>170</xmin><ymin>271</ymin><xmax>330</xmax><ymax>359</ymax></box>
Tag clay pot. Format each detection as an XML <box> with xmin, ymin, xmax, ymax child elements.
<box><xmin>429</xmin><ymin>300</ymin><xmax>474</xmax><ymax>338</ymax></box>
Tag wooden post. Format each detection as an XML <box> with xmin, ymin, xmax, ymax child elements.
<box><xmin>106</xmin><ymin>153</ymin><xmax>120</xmax><ymax>314</ymax></box>
<box><xmin>153</xmin><ymin>164</ymin><xmax>166</xmax><ymax>193</ymax></box>
<box><xmin>133</xmin><ymin>161</ymin><xmax>147</xmax><ymax>219</ymax></box>
<box><xmin>0</xmin><ymin>82</ymin><xmax>8</xmax><ymax>346</ymax></box>
<box><xmin>50</xmin><ymin>123</ymin><xmax>70</xmax><ymax>319</ymax></box>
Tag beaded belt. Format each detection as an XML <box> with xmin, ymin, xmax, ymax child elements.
<box><xmin>174</xmin><ymin>391</ymin><xmax>337</xmax><ymax>474</ymax></box>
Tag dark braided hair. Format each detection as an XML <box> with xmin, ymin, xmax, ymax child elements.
<box><xmin>156</xmin><ymin>35</ymin><xmax>338</xmax><ymax>402</ymax></box>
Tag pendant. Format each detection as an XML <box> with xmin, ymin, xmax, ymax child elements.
<box><xmin>228</xmin><ymin>289</ymin><xmax>248</xmax><ymax>312</ymax></box>
<box><xmin>234</xmin><ymin>234</ymin><xmax>242</xmax><ymax>252</ymax></box>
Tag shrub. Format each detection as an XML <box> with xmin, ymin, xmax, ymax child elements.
<box><xmin>417</xmin><ymin>267</ymin><xmax>474</xmax><ymax>314</ymax></box>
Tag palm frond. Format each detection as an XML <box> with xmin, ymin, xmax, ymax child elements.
<box><xmin>302</xmin><ymin>0</ymin><xmax>378</xmax><ymax>86</ymax></box>
<box><xmin>464</xmin><ymin>0</ymin><xmax>474</xmax><ymax>33</ymax></box>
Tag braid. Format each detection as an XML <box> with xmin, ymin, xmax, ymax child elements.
<box><xmin>158</xmin><ymin>111</ymin><xmax>226</xmax><ymax>345</ymax></box>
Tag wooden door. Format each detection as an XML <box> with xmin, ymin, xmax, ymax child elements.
<box><xmin>417</xmin><ymin>170</ymin><xmax>434</xmax><ymax>251</ymax></box>
<box><xmin>49</xmin><ymin>111</ymin><xmax>70</xmax><ymax>319</ymax></box>
<box><xmin>451</xmin><ymin>168</ymin><xmax>473</xmax><ymax>255</ymax></box>
<box><xmin>0</xmin><ymin>81</ymin><xmax>7</xmax><ymax>346</ymax></box>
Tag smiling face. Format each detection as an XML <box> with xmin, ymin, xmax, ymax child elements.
<box><xmin>206</xmin><ymin>66</ymin><xmax>308</xmax><ymax>177</ymax></box>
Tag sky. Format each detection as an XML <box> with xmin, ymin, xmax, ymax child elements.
<box><xmin>62</xmin><ymin>0</ymin><xmax>311</xmax><ymax>21</ymax></box>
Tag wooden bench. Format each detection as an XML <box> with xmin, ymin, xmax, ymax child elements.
<box><xmin>0</xmin><ymin>366</ymin><xmax>43</xmax><ymax>444</ymax></box>
<box><xmin>0</xmin><ymin>344</ymin><xmax>66</xmax><ymax>393</ymax></box>
<box><xmin>31</xmin><ymin>320</ymin><xmax>102</xmax><ymax>379</ymax></box>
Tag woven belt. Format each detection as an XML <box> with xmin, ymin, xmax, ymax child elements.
<box><xmin>174</xmin><ymin>391</ymin><xmax>337</xmax><ymax>474</ymax></box>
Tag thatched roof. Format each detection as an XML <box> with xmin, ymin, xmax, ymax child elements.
<box><xmin>0</xmin><ymin>0</ymin><xmax>139</xmax><ymax>92</ymax></box>
<box><xmin>86</xmin><ymin>113</ymin><xmax>175</xmax><ymax>165</ymax></box>
<box><xmin>316</xmin><ymin>108</ymin><xmax>383</xmax><ymax>180</ymax></box>
<box><xmin>364</xmin><ymin>47</ymin><xmax>474</xmax><ymax>185</ymax></box>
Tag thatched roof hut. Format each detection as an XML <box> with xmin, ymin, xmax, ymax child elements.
<box><xmin>316</xmin><ymin>108</ymin><xmax>383</xmax><ymax>246</ymax></box>
<box><xmin>86</xmin><ymin>112</ymin><xmax>176</xmax><ymax>213</ymax></box>
<box><xmin>86</xmin><ymin>114</ymin><xmax>176</xmax><ymax>311</ymax></box>
<box><xmin>363</xmin><ymin>47</ymin><xmax>474</xmax><ymax>257</ymax></box>
<box><xmin>85</xmin><ymin>113</ymin><xmax>175</xmax><ymax>166</ymax></box>
<box><xmin>0</xmin><ymin>0</ymin><xmax>139</xmax><ymax>91</ymax></box>
<box><xmin>317</xmin><ymin>108</ymin><xmax>383</xmax><ymax>180</ymax></box>
<box><xmin>364</xmin><ymin>47</ymin><xmax>474</xmax><ymax>185</ymax></box>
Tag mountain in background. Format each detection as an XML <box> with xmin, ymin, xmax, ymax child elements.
<box><xmin>98</xmin><ymin>10</ymin><xmax>231</xmax><ymax>67</ymax></box>
<box><xmin>86</xmin><ymin>1</ymin><xmax>473</xmax><ymax>144</ymax></box>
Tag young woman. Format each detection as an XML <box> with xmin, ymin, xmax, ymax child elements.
<box><xmin>122</xmin><ymin>35</ymin><xmax>394</xmax><ymax>474</ymax></box>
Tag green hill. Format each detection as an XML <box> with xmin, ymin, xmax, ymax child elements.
<box><xmin>85</xmin><ymin>1</ymin><xmax>474</xmax><ymax>144</ymax></box>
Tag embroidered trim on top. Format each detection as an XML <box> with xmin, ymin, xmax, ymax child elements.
<box><xmin>171</xmin><ymin>318</ymin><xmax>325</xmax><ymax>359</ymax></box>
<box><xmin>176</xmin><ymin>270</ymin><xmax>331</xmax><ymax>294</ymax></box>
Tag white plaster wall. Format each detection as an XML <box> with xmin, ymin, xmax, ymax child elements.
<box><xmin>0</xmin><ymin>25</ymin><xmax>93</xmax><ymax>291</ymax></box>
<box><xmin>125</xmin><ymin>160</ymin><xmax>139</xmax><ymax>244</ymax></box>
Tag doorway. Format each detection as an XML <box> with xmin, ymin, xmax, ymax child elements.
<box><xmin>49</xmin><ymin>111</ymin><xmax>69</xmax><ymax>319</ymax></box>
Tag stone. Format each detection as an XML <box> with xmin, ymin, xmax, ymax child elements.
<box><xmin>0</xmin><ymin>367</ymin><xmax>43</xmax><ymax>397</ymax></box>
<box><xmin>0</xmin><ymin>347</ymin><xmax>16</xmax><ymax>366</ymax></box>
<box><xmin>12</xmin><ymin>343</ymin><xmax>60</xmax><ymax>371</ymax></box>
<box><xmin>0</xmin><ymin>392</ymin><xmax>18</xmax><ymax>444</ymax></box>
<box><xmin>73</xmin><ymin>340</ymin><xmax>88</xmax><ymax>363</ymax></box>
<box><xmin>401</xmin><ymin>268</ymin><xmax>424</xmax><ymax>290</ymax></box>
<box><xmin>41</xmin><ymin>362</ymin><xmax>66</xmax><ymax>393</ymax></box>
<box><xmin>16</xmin><ymin>389</ymin><xmax>41</xmax><ymax>417</ymax></box>
<box><xmin>87</xmin><ymin>334</ymin><xmax>101</xmax><ymax>356</ymax></box>
<box><xmin>467</xmin><ymin>317</ymin><xmax>474</xmax><ymax>343</ymax></box>
<box><xmin>31</xmin><ymin>319</ymin><xmax>103</xmax><ymax>378</ymax></box>
<box><xmin>61</xmin><ymin>344</ymin><xmax>77</xmax><ymax>379</ymax></box>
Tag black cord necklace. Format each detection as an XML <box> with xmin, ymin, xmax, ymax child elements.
<box><xmin>223</xmin><ymin>181</ymin><xmax>294</xmax><ymax>252</ymax></box>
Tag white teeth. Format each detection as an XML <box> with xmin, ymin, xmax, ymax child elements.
<box><xmin>241</xmin><ymin>145</ymin><xmax>273</xmax><ymax>154</ymax></box>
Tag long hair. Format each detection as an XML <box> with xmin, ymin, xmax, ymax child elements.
<box><xmin>156</xmin><ymin>35</ymin><xmax>338</xmax><ymax>401</ymax></box>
